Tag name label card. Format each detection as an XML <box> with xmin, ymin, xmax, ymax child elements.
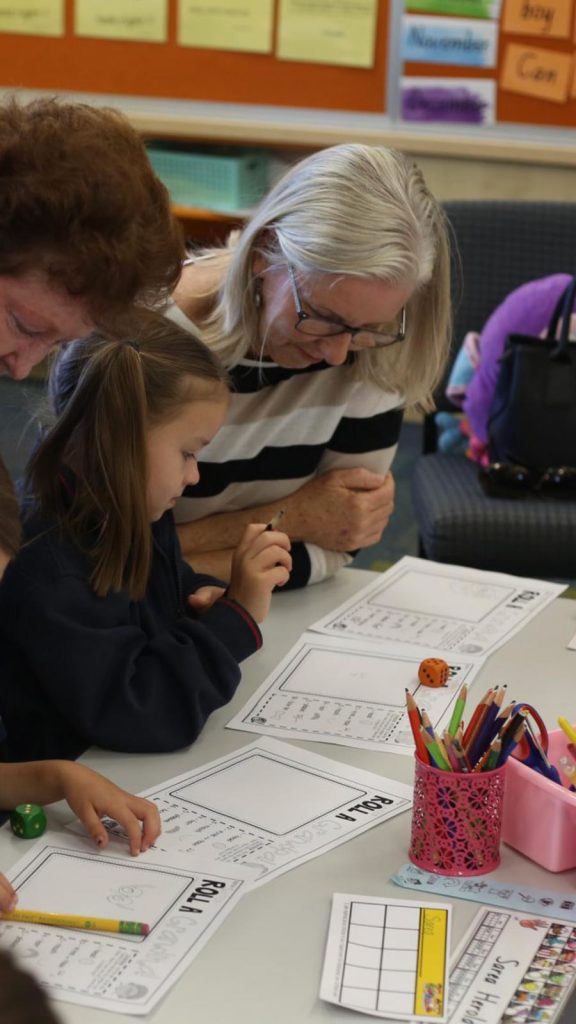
<box><xmin>500</xmin><ymin>41</ymin><xmax>573</xmax><ymax>101</ymax></box>
<box><xmin>502</xmin><ymin>0</ymin><xmax>574</xmax><ymax>38</ymax></box>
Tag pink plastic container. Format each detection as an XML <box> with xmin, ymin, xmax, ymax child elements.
<box><xmin>502</xmin><ymin>728</ymin><xmax>576</xmax><ymax>872</ymax></box>
<box><xmin>409</xmin><ymin>755</ymin><xmax>506</xmax><ymax>876</ymax></box>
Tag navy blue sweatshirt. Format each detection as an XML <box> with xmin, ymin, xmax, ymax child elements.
<box><xmin>0</xmin><ymin>510</ymin><xmax>261</xmax><ymax>761</ymax></box>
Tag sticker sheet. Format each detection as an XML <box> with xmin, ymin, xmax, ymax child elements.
<box><xmin>0</xmin><ymin>834</ymin><xmax>251</xmax><ymax>1015</ymax></box>
<box><xmin>320</xmin><ymin>894</ymin><xmax>451</xmax><ymax>1020</ymax></box>
<box><xmin>447</xmin><ymin>908</ymin><xmax>576</xmax><ymax>1023</ymax></box>
<box><xmin>392</xmin><ymin>863</ymin><xmax>576</xmax><ymax>924</ymax></box>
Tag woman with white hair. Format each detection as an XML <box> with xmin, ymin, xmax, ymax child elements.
<box><xmin>170</xmin><ymin>143</ymin><xmax>451</xmax><ymax>589</ymax></box>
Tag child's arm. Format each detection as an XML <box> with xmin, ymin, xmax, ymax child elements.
<box><xmin>226</xmin><ymin>523</ymin><xmax>292</xmax><ymax>623</ymax></box>
<box><xmin>0</xmin><ymin>761</ymin><xmax>160</xmax><ymax>855</ymax></box>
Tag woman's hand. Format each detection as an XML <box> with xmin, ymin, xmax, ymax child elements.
<box><xmin>56</xmin><ymin>762</ymin><xmax>161</xmax><ymax>856</ymax></box>
<box><xmin>227</xmin><ymin>524</ymin><xmax>292</xmax><ymax>622</ymax></box>
<box><xmin>286</xmin><ymin>468</ymin><xmax>395</xmax><ymax>551</ymax></box>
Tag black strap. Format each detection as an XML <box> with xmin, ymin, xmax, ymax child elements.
<box><xmin>546</xmin><ymin>277</ymin><xmax>576</xmax><ymax>357</ymax></box>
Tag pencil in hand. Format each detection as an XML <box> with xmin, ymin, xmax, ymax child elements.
<box><xmin>0</xmin><ymin>908</ymin><xmax>150</xmax><ymax>935</ymax></box>
<box><xmin>266</xmin><ymin>509</ymin><xmax>286</xmax><ymax>531</ymax></box>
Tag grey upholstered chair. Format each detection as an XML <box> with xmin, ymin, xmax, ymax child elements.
<box><xmin>411</xmin><ymin>200</ymin><xmax>576</xmax><ymax>580</ymax></box>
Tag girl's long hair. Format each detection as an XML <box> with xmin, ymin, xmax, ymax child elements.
<box><xmin>193</xmin><ymin>144</ymin><xmax>451</xmax><ymax>410</ymax></box>
<box><xmin>0</xmin><ymin>455</ymin><xmax>20</xmax><ymax>561</ymax></box>
<box><xmin>27</xmin><ymin>310</ymin><xmax>228</xmax><ymax>600</ymax></box>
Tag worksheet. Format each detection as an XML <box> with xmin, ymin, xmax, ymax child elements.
<box><xmin>447</xmin><ymin>907</ymin><xmax>576</xmax><ymax>1023</ymax></box>
<box><xmin>320</xmin><ymin>893</ymin><xmax>451</xmax><ymax>1020</ymax></box>
<box><xmin>0</xmin><ymin>833</ymin><xmax>251</xmax><ymax>1015</ymax></box>
<box><xmin>227</xmin><ymin>633</ymin><xmax>481</xmax><ymax>754</ymax></box>
<box><xmin>311</xmin><ymin>557</ymin><xmax>565</xmax><ymax>658</ymax></box>
<box><xmin>102</xmin><ymin>739</ymin><xmax>412</xmax><ymax>886</ymax></box>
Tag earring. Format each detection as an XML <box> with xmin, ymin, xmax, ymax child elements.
<box><xmin>253</xmin><ymin>276</ymin><xmax>263</xmax><ymax>310</ymax></box>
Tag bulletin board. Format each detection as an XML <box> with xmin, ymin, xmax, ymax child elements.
<box><xmin>402</xmin><ymin>0</ymin><xmax>576</xmax><ymax>127</ymax></box>
<box><xmin>0</xmin><ymin>0</ymin><xmax>391</xmax><ymax>113</ymax></box>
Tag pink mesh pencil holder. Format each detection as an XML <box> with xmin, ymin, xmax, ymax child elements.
<box><xmin>409</xmin><ymin>755</ymin><xmax>507</xmax><ymax>876</ymax></box>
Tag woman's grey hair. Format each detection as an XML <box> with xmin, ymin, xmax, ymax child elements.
<box><xmin>197</xmin><ymin>143</ymin><xmax>451</xmax><ymax>409</ymax></box>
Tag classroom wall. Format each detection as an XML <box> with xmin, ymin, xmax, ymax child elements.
<box><xmin>416</xmin><ymin>154</ymin><xmax>576</xmax><ymax>201</ymax></box>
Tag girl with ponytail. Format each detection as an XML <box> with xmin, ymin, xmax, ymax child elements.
<box><xmin>0</xmin><ymin>310</ymin><xmax>291</xmax><ymax>761</ymax></box>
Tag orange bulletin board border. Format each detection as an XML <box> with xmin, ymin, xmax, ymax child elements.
<box><xmin>0</xmin><ymin>0</ymin><xmax>390</xmax><ymax>113</ymax></box>
<box><xmin>403</xmin><ymin>8</ymin><xmax>576</xmax><ymax>127</ymax></box>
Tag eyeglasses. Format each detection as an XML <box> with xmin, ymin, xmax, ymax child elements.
<box><xmin>287</xmin><ymin>265</ymin><xmax>406</xmax><ymax>349</ymax></box>
<box><xmin>479</xmin><ymin>463</ymin><xmax>576</xmax><ymax>499</ymax></box>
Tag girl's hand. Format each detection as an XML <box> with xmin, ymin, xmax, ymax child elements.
<box><xmin>0</xmin><ymin>873</ymin><xmax>17</xmax><ymax>913</ymax></box>
<box><xmin>57</xmin><ymin>763</ymin><xmax>161</xmax><ymax>856</ymax></box>
<box><xmin>187</xmin><ymin>585</ymin><xmax>226</xmax><ymax>614</ymax></box>
<box><xmin>227</xmin><ymin>524</ymin><xmax>291</xmax><ymax>623</ymax></box>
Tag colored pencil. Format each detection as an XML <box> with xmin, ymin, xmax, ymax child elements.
<box><xmin>467</xmin><ymin>687</ymin><xmax>505</xmax><ymax>766</ymax></box>
<box><xmin>405</xmin><ymin>690</ymin><xmax>429</xmax><ymax>763</ymax></box>
<box><xmin>451</xmin><ymin>735</ymin><xmax>471</xmax><ymax>772</ymax></box>
<box><xmin>462</xmin><ymin>688</ymin><xmax>493</xmax><ymax>749</ymax></box>
<box><xmin>266</xmin><ymin>509</ymin><xmax>286</xmax><ymax>531</ymax></box>
<box><xmin>421</xmin><ymin>712</ymin><xmax>449</xmax><ymax>763</ymax></box>
<box><xmin>0</xmin><ymin>909</ymin><xmax>150</xmax><ymax>935</ymax></box>
<box><xmin>448</xmin><ymin>684</ymin><xmax>467</xmax><ymax>739</ymax></box>
<box><xmin>497</xmin><ymin>721</ymin><xmax>527</xmax><ymax>766</ymax></box>
<box><xmin>485</xmin><ymin>738</ymin><xmax>502</xmax><ymax>771</ymax></box>
<box><xmin>420</xmin><ymin>727</ymin><xmax>451</xmax><ymax>771</ymax></box>
<box><xmin>442</xmin><ymin>730</ymin><xmax>461</xmax><ymax>772</ymax></box>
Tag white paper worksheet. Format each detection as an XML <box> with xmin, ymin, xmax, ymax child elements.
<box><xmin>320</xmin><ymin>893</ymin><xmax>451</xmax><ymax>1020</ymax></box>
<box><xmin>310</xmin><ymin>557</ymin><xmax>565</xmax><ymax>658</ymax></box>
<box><xmin>0</xmin><ymin>833</ymin><xmax>251</xmax><ymax>1016</ymax></box>
<box><xmin>227</xmin><ymin>633</ymin><xmax>482</xmax><ymax>755</ymax></box>
<box><xmin>101</xmin><ymin>739</ymin><xmax>412</xmax><ymax>887</ymax></box>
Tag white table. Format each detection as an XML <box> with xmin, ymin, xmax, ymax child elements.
<box><xmin>3</xmin><ymin>567</ymin><xmax>576</xmax><ymax>1023</ymax></box>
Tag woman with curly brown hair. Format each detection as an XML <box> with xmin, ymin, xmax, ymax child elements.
<box><xmin>0</xmin><ymin>94</ymin><xmax>184</xmax><ymax>570</ymax></box>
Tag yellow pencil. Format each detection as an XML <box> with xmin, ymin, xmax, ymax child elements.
<box><xmin>1</xmin><ymin>909</ymin><xmax>150</xmax><ymax>935</ymax></box>
<box><xmin>558</xmin><ymin>717</ymin><xmax>576</xmax><ymax>746</ymax></box>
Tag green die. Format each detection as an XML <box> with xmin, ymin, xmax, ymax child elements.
<box><xmin>10</xmin><ymin>803</ymin><xmax>47</xmax><ymax>839</ymax></box>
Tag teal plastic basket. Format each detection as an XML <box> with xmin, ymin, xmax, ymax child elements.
<box><xmin>146</xmin><ymin>145</ymin><xmax>269</xmax><ymax>212</ymax></box>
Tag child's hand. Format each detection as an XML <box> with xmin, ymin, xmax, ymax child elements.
<box><xmin>227</xmin><ymin>523</ymin><xmax>291</xmax><ymax>623</ymax></box>
<box><xmin>0</xmin><ymin>873</ymin><xmax>17</xmax><ymax>913</ymax></box>
<box><xmin>57</xmin><ymin>763</ymin><xmax>161</xmax><ymax>856</ymax></box>
<box><xmin>187</xmin><ymin>585</ymin><xmax>226</xmax><ymax>614</ymax></box>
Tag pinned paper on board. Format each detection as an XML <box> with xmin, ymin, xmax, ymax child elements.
<box><xmin>0</xmin><ymin>0</ymin><xmax>64</xmax><ymax>35</ymax></box>
<box><xmin>402</xmin><ymin>14</ymin><xmax>498</xmax><ymax>66</ymax></box>
<box><xmin>405</xmin><ymin>0</ymin><xmax>502</xmax><ymax>19</ymax></box>
<box><xmin>75</xmin><ymin>0</ymin><xmax>168</xmax><ymax>41</ymax></box>
<box><xmin>320</xmin><ymin>894</ymin><xmax>451</xmax><ymax>1020</ymax></box>
<box><xmin>401</xmin><ymin>76</ymin><xmax>494</xmax><ymax>123</ymax></box>
<box><xmin>277</xmin><ymin>0</ymin><xmax>378</xmax><ymax>67</ymax></box>
<box><xmin>502</xmin><ymin>0</ymin><xmax>574</xmax><ymax>38</ymax></box>
<box><xmin>178</xmin><ymin>0</ymin><xmax>274</xmax><ymax>53</ymax></box>
<box><xmin>500</xmin><ymin>41</ymin><xmax>573</xmax><ymax>101</ymax></box>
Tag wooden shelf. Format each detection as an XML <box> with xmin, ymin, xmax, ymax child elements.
<box><xmin>132</xmin><ymin>110</ymin><xmax>576</xmax><ymax>169</ymax></box>
<box><xmin>171</xmin><ymin>205</ymin><xmax>245</xmax><ymax>241</ymax></box>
